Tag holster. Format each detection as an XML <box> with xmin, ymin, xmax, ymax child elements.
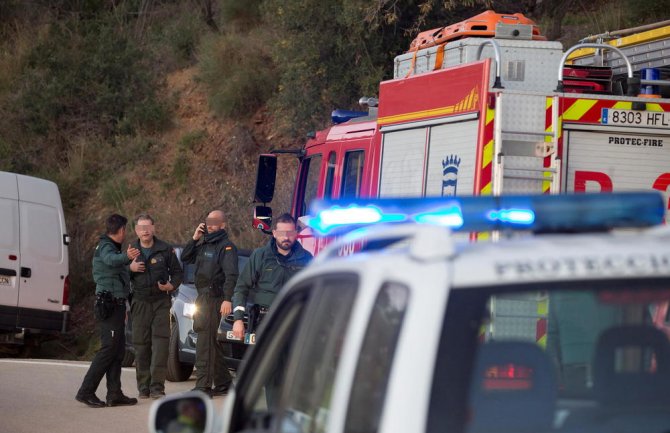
<box><xmin>94</xmin><ymin>290</ymin><xmax>115</xmax><ymax>321</ymax></box>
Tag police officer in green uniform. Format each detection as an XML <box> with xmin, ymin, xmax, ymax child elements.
<box><xmin>129</xmin><ymin>214</ymin><xmax>183</xmax><ymax>399</ymax></box>
<box><xmin>76</xmin><ymin>214</ymin><xmax>140</xmax><ymax>408</ymax></box>
<box><xmin>231</xmin><ymin>213</ymin><xmax>313</xmax><ymax>338</ymax></box>
<box><xmin>181</xmin><ymin>210</ymin><xmax>239</xmax><ymax>397</ymax></box>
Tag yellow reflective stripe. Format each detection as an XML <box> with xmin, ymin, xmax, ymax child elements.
<box><xmin>612</xmin><ymin>101</ymin><xmax>632</xmax><ymax>110</ymax></box>
<box><xmin>563</xmin><ymin>99</ymin><xmax>597</xmax><ymax>121</ymax></box>
<box><xmin>486</xmin><ymin>106</ymin><xmax>495</xmax><ymax>124</ymax></box>
<box><xmin>480</xmin><ymin>182</ymin><xmax>492</xmax><ymax>195</ymax></box>
<box><xmin>537</xmin><ymin>334</ymin><xmax>547</xmax><ymax>348</ymax></box>
<box><xmin>482</xmin><ymin>140</ymin><xmax>493</xmax><ymax>168</ymax></box>
<box><xmin>378</xmin><ymin>87</ymin><xmax>479</xmax><ymax>125</ymax></box>
<box><xmin>646</xmin><ymin>103</ymin><xmax>665</xmax><ymax>112</ymax></box>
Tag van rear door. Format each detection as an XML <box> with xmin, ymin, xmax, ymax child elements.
<box><xmin>0</xmin><ymin>172</ymin><xmax>21</xmax><ymax>329</ymax></box>
<box><xmin>16</xmin><ymin>174</ymin><xmax>68</xmax><ymax>331</ymax></box>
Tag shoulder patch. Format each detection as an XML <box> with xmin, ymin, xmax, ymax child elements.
<box><xmin>225</xmin><ymin>246</ymin><xmax>232</xmax><ymax>250</ymax></box>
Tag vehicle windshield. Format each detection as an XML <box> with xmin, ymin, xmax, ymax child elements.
<box><xmin>430</xmin><ymin>279</ymin><xmax>670</xmax><ymax>433</ymax></box>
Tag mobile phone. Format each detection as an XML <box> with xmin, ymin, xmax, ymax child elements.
<box><xmin>200</xmin><ymin>222</ymin><xmax>208</xmax><ymax>234</ymax></box>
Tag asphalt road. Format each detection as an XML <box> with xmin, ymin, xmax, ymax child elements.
<box><xmin>0</xmin><ymin>359</ymin><xmax>227</xmax><ymax>433</ymax></box>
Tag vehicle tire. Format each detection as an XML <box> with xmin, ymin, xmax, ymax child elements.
<box><xmin>166</xmin><ymin>319</ymin><xmax>194</xmax><ymax>382</ymax></box>
<box><xmin>231</xmin><ymin>343</ymin><xmax>246</xmax><ymax>360</ymax></box>
<box><xmin>122</xmin><ymin>348</ymin><xmax>135</xmax><ymax>367</ymax></box>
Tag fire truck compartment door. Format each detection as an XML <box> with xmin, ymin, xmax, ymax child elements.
<box><xmin>563</xmin><ymin>129</ymin><xmax>670</xmax><ymax>220</ymax></box>
<box><xmin>379</xmin><ymin>119</ymin><xmax>478</xmax><ymax>197</ymax></box>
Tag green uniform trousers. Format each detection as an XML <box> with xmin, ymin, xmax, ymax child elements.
<box><xmin>131</xmin><ymin>296</ymin><xmax>171</xmax><ymax>393</ymax></box>
<box><xmin>193</xmin><ymin>293</ymin><xmax>232</xmax><ymax>390</ymax></box>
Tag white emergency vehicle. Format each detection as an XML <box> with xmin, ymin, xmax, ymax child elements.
<box><xmin>151</xmin><ymin>192</ymin><xmax>670</xmax><ymax>433</ymax></box>
<box><xmin>0</xmin><ymin>171</ymin><xmax>70</xmax><ymax>346</ymax></box>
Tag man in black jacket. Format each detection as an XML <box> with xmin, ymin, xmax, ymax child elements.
<box><xmin>129</xmin><ymin>214</ymin><xmax>183</xmax><ymax>399</ymax></box>
<box><xmin>181</xmin><ymin>210</ymin><xmax>239</xmax><ymax>397</ymax></box>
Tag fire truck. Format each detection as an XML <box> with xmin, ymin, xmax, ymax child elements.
<box><xmin>252</xmin><ymin>11</ymin><xmax>670</xmax><ymax>255</ymax></box>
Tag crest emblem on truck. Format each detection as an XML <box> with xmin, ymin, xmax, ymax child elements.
<box><xmin>442</xmin><ymin>154</ymin><xmax>461</xmax><ymax>197</ymax></box>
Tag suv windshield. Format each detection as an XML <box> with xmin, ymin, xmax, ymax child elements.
<box><xmin>429</xmin><ymin>278</ymin><xmax>670</xmax><ymax>433</ymax></box>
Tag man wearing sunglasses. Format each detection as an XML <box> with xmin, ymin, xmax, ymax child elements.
<box><xmin>181</xmin><ymin>210</ymin><xmax>239</xmax><ymax>397</ymax></box>
<box><xmin>128</xmin><ymin>214</ymin><xmax>183</xmax><ymax>400</ymax></box>
<box><xmin>231</xmin><ymin>213</ymin><xmax>313</xmax><ymax>340</ymax></box>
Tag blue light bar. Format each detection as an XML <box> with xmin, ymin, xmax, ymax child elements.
<box><xmin>308</xmin><ymin>192</ymin><xmax>665</xmax><ymax>235</ymax></box>
<box><xmin>331</xmin><ymin>109</ymin><xmax>368</xmax><ymax>124</ymax></box>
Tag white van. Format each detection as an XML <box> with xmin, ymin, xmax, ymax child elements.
<box><xmin>0</xmin><ymin>171</ymin><xmax>70</xmax><ymax>343</ymax></box>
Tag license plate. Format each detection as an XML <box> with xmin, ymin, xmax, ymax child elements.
<box><xmin>0</xmin><ymin>276</ymin><xmax>10</xmax><ymax>286</ymax></box>
<box><xmin>226</xmin><ymin>331</ymin><xmax>256</xmax><ymax>345</ymax></box>
<box><xmin>602</xmin><ymin>108</ymin><xmax>670</xmax><ymax>129</ymax></box>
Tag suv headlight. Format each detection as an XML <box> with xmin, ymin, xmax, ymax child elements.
<box><xmin>183</xmin><ymin>302</ymin><xmax>197</xmax><ymax>318</ymax></box>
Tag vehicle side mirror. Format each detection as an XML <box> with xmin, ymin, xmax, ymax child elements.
<box><xmin>253</xmin><ymin>206</ymin><xmax>272</xmax><ymax>235</ymax></box>
<box><xmin>254</xmin><ymin>154</ymin><xmax>277</xmax><ymax>204</ymax></box>
<box><xmin>149</xmin><ymin>391</ymin><xmax>213</xmax><ymax>433</ymax></box>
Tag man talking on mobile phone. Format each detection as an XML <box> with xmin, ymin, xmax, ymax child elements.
<box><xmin>180</xmin><ymin>210</ymin><xmax>239</xmax><ymax>397</ymax></box>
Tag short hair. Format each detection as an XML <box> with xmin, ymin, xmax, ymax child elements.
<box><xmin>135</xmin><ymin>213</ymin><xmax>154</xmax><ymax>225</ymax></box>
<box><xmin>106</xmin><ymin>214</ymin><xmax>128</xmax><ymax>235</ymax></box>
<box><xmin>273</xmin><ymin>213</ymin><xmax>296</xmax><ymax>229</ymax></box>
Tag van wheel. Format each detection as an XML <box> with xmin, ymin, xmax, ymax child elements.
<box><xmin>166</xmin><ymin>319</ymin><xmax>194</xmax><ymax>382</ymax></box>
<box><xmin>122</xmin><ymin>348</ymin><xmax>135</xmax><ymax>367</ymax></box>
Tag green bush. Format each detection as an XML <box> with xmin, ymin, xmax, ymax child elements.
<box><xmin>148</xmin><ymin>7</ymin><xmax>205</xmax><ymax>70</ymax></box>
<box><xmin>18</xmin><ymin>17</ymin><xmax>167</xmax><ymax>140</ymax></box>
<box><xmin>198</xmin><ymin>30</ymin><xmax>277</xmax><ymax>118</ymax></box>
<box><xmin>178</xmin><ymin>129</ymin><xmax>207</xmax><ymax>151</ymax></box>
<box><xmin>101</xmin><ymin>177</ymin><xmax>141</xmax><ymax>213</ymax></box>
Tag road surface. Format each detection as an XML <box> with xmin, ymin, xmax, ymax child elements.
<box><xmin>0</xmin><ymin>359</ymin><xmax>228</xmax><ymax>433</ymax></box>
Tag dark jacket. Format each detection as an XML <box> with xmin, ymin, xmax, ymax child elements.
<box><xmin>232</xmin><ymin>239</ymin><xmax>313</xmax><ymax>320</ymax></box>
<box><xmin>181</xmin><ymin>229</ymin><xmax>238</xmax><ymax>300</ymax></box>
<box><xmin>129</xmin><ymin>237</ymin><xmax>183</xmax><ymax>300</ymax></box>
<box><xmin>92</xmin><ymin>235</ymin><xmax>131</xmax><ymax>298</ymax></box>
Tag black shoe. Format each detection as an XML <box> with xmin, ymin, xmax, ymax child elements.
<box><xmin>75</xmin><ymin>393</ymin><xmax>106</xmax><ymax>408</ymax></box>
<box><xmin>211</xmin><ymin>383</ymin><xmax>231</xmax><ymax>397</ymax></box>
<box><xmin>106</xmin><ymin>394</ymin><xmax>138</xmax><ymax>406</ymax></box>
<box><xmin>190</xmin><ymin>387</ymin><xmax>212</xmax><ymax>398</ymax></box>
<box><xmin>149</xmin><ymin>390</ymin><xmax>165</xmax><ymax>399</ymax></box>
<box><xmin>138</xmin><ymin>390</ymin><xmax>150</xmax><ymax>399</ymax></box>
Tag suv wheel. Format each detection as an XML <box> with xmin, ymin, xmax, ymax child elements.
<box><xmin>166</xmin><ymin>318</ymin><xmax>194</xmax><ymax>382</ymax></box>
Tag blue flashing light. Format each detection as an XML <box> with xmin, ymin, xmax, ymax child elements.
<box><xmin>487</xmin><ymin>208</ymin><xmax>535</xmax><ymax>225</ymax></box>
<box><xmin>331</xmin><ymin>109</ymin><xmax>368</xmax><ymax>124</ymax></box>
<box><xmin>413</xmin><ymin>204</ymin><xmax>464</xmax><ymax>228</ymax></box>
<box><xmin>308</xmin><ymin>192</ymin><xmax>665</xmax><ymax>236</ymax></box>
<box><xmin>309</xmin><ymin>204</ymin><xmax>406</xmax><ymax>234</ymax></box>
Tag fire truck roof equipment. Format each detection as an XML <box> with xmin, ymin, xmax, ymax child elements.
<box><xmin>407</xmin><ymin>10</ymin><xmax>546</xmax><ymax>53</ymax></box>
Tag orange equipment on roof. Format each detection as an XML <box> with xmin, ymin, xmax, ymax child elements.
<box><xmin>407</xmin><ymin>10</ymin><xmax>546</xmax><ymax>52</ymax></box>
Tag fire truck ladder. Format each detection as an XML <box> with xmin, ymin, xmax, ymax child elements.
<box><xmin>569</xmin><ymin>22</ymin><xmax>670</xmax><ymax>78</ymax></box>
<box><xmin>478</xmin><ymin>40</ymin><xmax>561</xmax><ymax>196</ymax></box>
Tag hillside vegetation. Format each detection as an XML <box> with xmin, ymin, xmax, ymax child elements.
<box><xmin>0</xmin><ymin>0</ymin><xmax>666</xmax><ymax>357</ymax></box>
